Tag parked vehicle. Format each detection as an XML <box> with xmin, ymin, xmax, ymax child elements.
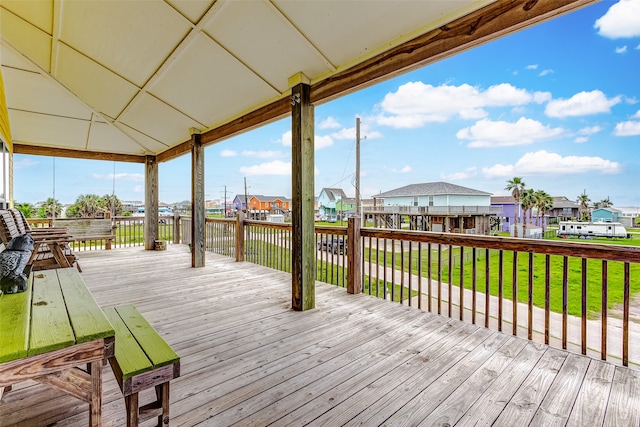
<box><xmin>556</xmin><ymin>221</ymin><xmax>630</xmax><ymax>239</ymax></box>
<box><xmin>317</xmin><ymin>237</ymin><xmax>347</xmax><ymax>254</ymax></box>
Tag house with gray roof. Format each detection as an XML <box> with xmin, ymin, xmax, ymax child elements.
<box><xmin>368</xmin><ymin>182</ymin><xmax>500</xmax><ymax>234</ymax></box>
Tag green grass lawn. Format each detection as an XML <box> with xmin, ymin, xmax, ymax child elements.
<box><xmin>364</xmin><ymin>241</ymin><xmax>639</xmax><ymax>318</ymax></box>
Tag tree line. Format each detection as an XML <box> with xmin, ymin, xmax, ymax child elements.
<box><xmin>505</xmin><ymin>177</ymin><xmax>616</xmax><ymax>237</ymax></box>
<box><xmin>15</xmin><ymin>194</ymin><xmax>124</xmax><ymax>219</ymax></box>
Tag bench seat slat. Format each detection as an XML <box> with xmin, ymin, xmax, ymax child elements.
<box><xmin>114</xmin><ymin>305</ymin><xmax>179</xmax><ymax>370</ymax></box>
<box><xmin>103</xmin><ymin>307</ymin><xmax>153</xmax><ymax>381</ymax></box>
<box><xmin>0</xmin><ymin>284</ymin><xmax>32</xmax><ymax>363</ymax></box>
<box><xmin>29</xmin><ymin>271</ymin><xmax>75</xmax><ymax>356</ymax></box>
<box><xmin>58</xmin><ymin>269</ymin><xmax>114</xmax><ymax>343</ymax></box>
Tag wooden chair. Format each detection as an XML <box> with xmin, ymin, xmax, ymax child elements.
<box><xmin>0</xmin><ymin>210</ymin><xmax>80</xmax><ymax>271</ymax></box>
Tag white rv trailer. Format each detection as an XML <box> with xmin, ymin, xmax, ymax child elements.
<box><xmin>556</xmin><ymin>221</ymin><xmax>630</xmax><ymax>239</ymax></box>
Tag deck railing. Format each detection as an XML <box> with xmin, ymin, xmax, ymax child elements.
<box><xmin>29</xmin><ymin>215</ymin><xmax>639</xmax><ymax>367</ymax></box>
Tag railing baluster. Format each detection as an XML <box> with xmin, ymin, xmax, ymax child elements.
<box><xmin>562</xmin><ymin>256</ymin><xmax>569</xmax><ymax>350</ymax></box>
<box><xmin>545</xmin><ymin>254</ymin><xmax>550</xmax><ymax>345</ymax></box>
<box><xmin>383</xmin><ymin>238</ymin><xmax>388</xmax><ymax>300</ymax></box>
<box><xmin>460</xmin><ymin>245</ymin><xmax>464</xmax><ymax>321</ymax></box>
<box><xmin>582</xmin><ymin>257</ymin><xmax>588</xmax><ymax>355</ymax></box>
<box><xmin>528</xmin><ymin>252</ymin><xmax>534</xmax><ymax>341</ymax></box>
<box><xmin>391</xmin><ymin>239</ymin><xmax>396</xmax><ymax>302</ymax></box>
<box><xmin>437</xmin><ymin>244</ymin><xmax>442</xmax><ymax>315</ymax></box>
<box><xmin>623</xmin><ymin>262</ymin><xmax>630</xmax><ymax>366</ymax></box>
<box><xmin>472</xmin><ymin>247</ymin><xmax>476</xmax><ymax>325</ymax></box>
<box><xmin>427</xmin><ymin>243</ymin><xmax>431</xmax><ymax>312</ymax></box>
<box><xmin>512</xmin><ymin>251</ymin><xmax>518</xmax><ymax>336</ymax></box>
<box><xmin>408</xmin><ymin>241</ymin><xmax>413</xmax><ymax>307</ymax></box>
<box><xmin>400</xmin><ymin>240</ymin><xmax>405</xmax><ymax>304</ymax></box>
<box><xmin>417</xmin><ymin>242</ymin><xmax>422</xmax><ymax>310</ymax></box>
<box><xmin>448</xmin><ymin>245</ymin><xmax>453</xmax><ymax>317</ymax></box>
<box><xmin>602</xmin><ymin>260</ymin><xmax>608</xmax><ymax>361</ymax></box>
<box><xmin>498</xmin><ymin>250</ymin><xmax>503</xmax><ymax>332</ymax></box>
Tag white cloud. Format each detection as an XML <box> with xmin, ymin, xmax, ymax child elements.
<box><xmin>440</xmin><ymin>167</ymin><xmax>477</xmax><ymax>181</ymax></box>
<box><xmin>220</xmin><ymin>149</ymin><xmax>237</xmax><ymax>157</ymax></box>
<box><xmin>315</xmin><ymin>135</ymin><xmax>334</xmax><ymax>149</ymax></box>
<box><xmin>633</xmin><ymin>110</ymin><xmax>640</xmax><ymax>118</ymax></box>
<box><xmin>595</xmin><ymin>0</ymin><xmax>640</xmax><ymax>39</ymax></box>
<box><xmin>616</xmin><ymin>45</ymin><xmax>628</xmax><ymax>54</ymax></box>
<box><xmin>456</xmin><ymin>117</ymin><xmax>564</xmax><ymax>148</ymax></box>
<box><xmin>400</xmin><ymin>165</ymin><xmax>412</xmax><ymax>173</ymax></box>
<box><xmin>331</xmin><ymin>123</ymin><xmax>383</xmax><ymax>140</ymax></box>
<box><xmin>13</xmin><ymin>158</ymin><xmax>39</xmax><ymax>169</ymax></box>
<box><xmin>614</xmin><ymin>120</ymin><xmax>640</xmax><ymax>136</ymax></box>
<box><xmin>239</xmin><ymin>160</ymin><xmax>291</xmax><ymax>176</ymax></box>
<box><xmin>482</xmin><ymin>150</ymin><xmax>621</xmax><ymax>178</ymax></box>
<box><xmin>525</xmin><ymin>64</ymin><xmax>539</xmax><ymax>70</ymax></box>
<box><xmin>578</xmin><ymin>125</ymin><xmax>604</xmax><ymax>135</ymax></box>
<box><xmin>573</xmin><ymin>126</ymin><xmax>603</xmax><ymax>143</ymax></box>
<box><xmin>319</xmin><ymin>117</ymin><xmax>341</xmax><ymax>129</ymax></box>
<box><xmin>538</xmin><ymin>69</ymin><xmax>554</xmax><ymax>76</ymax></box>
<box><xmin>280</xmin><ymin>130</ymin><xmax>334</xmax><ymax>149</ymax></box>
<box><xmin>133</xmin><ymin>185</ymin><xmax>143</xmax><ymax>193</ymax></box>
<box><xmin>92</xmin><ymin>173</ymin><xmax>144</xmax><ymax>182</ymax></box>
<box><xmin>241</xmin><ymin>150</ymin><xmax>286</xmax><ymax>159</ymax></box>
<box><xmin>376</xmin><ymin>82</ymin><xmax>550</xmax><ymax>128</ymax></box>
<box><xmin>545</xmin><ymin>90</ymin><xmax>621</xmax><ymax>118</ymax></box>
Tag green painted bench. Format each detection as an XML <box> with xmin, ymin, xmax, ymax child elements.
<box><xmin>103</xmin><ymin>305</ymin><xmax>180</xmax><ymax>427</ymax></box>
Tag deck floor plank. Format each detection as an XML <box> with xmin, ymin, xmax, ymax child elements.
<box><xmin>0</xmin><ymin>245</ymin><xmax>638</xmax><ymax>427</ymax></box>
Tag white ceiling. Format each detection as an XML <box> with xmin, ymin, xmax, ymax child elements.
<box><xmin>0</xmin><ymin>0</ymin><xmax>589</xmax><ymax>160</ymax></box>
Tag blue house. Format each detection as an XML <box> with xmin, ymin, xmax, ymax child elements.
<box><xmin>592</xmin><ymin>207</ymin><xmax>621</xmax><ymax>223</ymax></box>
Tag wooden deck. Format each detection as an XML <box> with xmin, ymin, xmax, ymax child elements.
<box><xmin>1</xmin><ymin>245</ymin><xmax>639</xmax><ymax>426</ymax></box>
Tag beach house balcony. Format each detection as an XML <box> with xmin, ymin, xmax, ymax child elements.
<box><xmin>2</xmin><ymin>215</ymin><xmax>639</xmax><ymax>425</ymax></box>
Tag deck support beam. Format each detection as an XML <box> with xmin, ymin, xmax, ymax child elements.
<box><xmin>144</xmin><ymin>155</ymin><xmax>159</xmax><ymax>250</ymax></box>
<box><xmin>191</xmin><ymin>130</ymin><xmax>205</xmax><ymax>268</ymax></box>
<box><xmin>290</xmin><ymin>74</ymin><xmax>315</xmax><ymax>311</ymax></box>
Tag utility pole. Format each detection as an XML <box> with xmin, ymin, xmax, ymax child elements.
<box><xmin>355</xmin><ymin>117</ymin><xmax>361</xmax><ymax>217</ymax></box>
<box><xmin>224</xmin><ymin>185</ymin><xmax>227</xmax><ymax>218</ymax></box>
<box><xmin>244</xmin><ymin>177</ymin><xmax>248</xmax><ymax>215</ymax></box>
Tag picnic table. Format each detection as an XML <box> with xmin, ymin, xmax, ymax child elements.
<box><xmin>0</xmin><ymin>268</ymin><xmax>114</xmax><ymax>426</ymax></box>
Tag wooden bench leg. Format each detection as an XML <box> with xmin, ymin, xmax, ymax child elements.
<box><xmin>156</xmin><ymin>382</ymin><xmax>170</xmax><ymax>426</ymax></box>
<box><xmin>125</xmin><ymin>393</ymin><xmax>139</xmax><ymax>427</ymax></box>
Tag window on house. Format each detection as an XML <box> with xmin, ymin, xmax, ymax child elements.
<box><xmin>428</xmin><ymin>196</ymin><xmax>434</xmax><ymax>206</ymax></box>
<box><xmin>413</xmin><ymin>196</ymin><xmax>418</xmax><ymax>207</ymax></box>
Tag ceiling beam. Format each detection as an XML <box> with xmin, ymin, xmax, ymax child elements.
<box><xmin>154</xmin><ymin>0</ymin><xmax>598</xmax><ymax>163</ymax></box>
<box><xmin>13</xmin><ymin>144</ymin><xmax>147</xmax><ymax>163</ymax></box>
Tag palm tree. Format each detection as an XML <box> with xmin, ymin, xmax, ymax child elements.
<box><xmin>15</xmin><ymin>202</ymin><xmax>36</xmax><ymax>219</ymax></box>
<box><xmin>505</xmin><ymin>177</ymin><xmax>526</xmax><ymax>237</ymax></box>
<box><xmin>534</xmin><ymin>190</ymin><xmax>553</xmax><ymax>231</ymax></box>
<box><xmin>74</xmin><ymin>194</ymin><xmax>102</xmax><ymax>218</ymax></box>
<box><xmin>39</xmin><ymin>197</ymin><xmax>62</xmax><ymax>219</ymax></box>
<box><xmin>520</xmin><ymin>188</ymin><xmax>536</xmax><ymax>236</ymax></box>
<box><xmin>101</xmin><ymin>194</ymin><xmax>123</xmax><ymax>218</ymax></box>
<box><xmin>577</xmin><ymin>192</ymin><xmax>591</xmax><ymax>221</ymax></box>
<box><xmin>600</xmin><ymin>197</ymin><xmax>612</xmax><ymax>208</ymax></box>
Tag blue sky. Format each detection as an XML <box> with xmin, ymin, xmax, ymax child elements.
<box><xmin>14</xmin><ymin>0</ymin><xmax>640</xmax><ymax>207</ymax></box>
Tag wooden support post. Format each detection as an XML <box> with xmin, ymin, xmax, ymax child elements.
<box><xmin>173</xmin><ymin>211</ymin><xmax>180</xmax><ymax>244</ymax></box>
<box><xmin>191</xmin><ymin>130</ymin><xmax>205</xmax><ymax>268</ymax></box>
<box><xmin>235</xmin><ymin>211</ymin><xmax>245</xmax><ymax>262</ymax></box>
<box><xmin>290</xmin><ymin>73</ymin><xmax>315</xmax><ymax>311</ymax></box>
<box><xmin>144</xmin><ymin>155</ymin><xmax>159</xmax><ymax>250</ymax></box>
<box><xmin>347</xmin><ymin>216</ymin><xmax>362</xmax><ymax>294</ymax></box>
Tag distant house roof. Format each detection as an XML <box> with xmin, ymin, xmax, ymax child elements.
<box><xmin>377</xmin><ymin>182</ymin><xmax>490</xmax><ymax>198</ymax></box>
<box><xmin>320</xmin><ymin>188</ymin><xmax>348</xmax><ymax>202</ymax></box>
<box><xmin>552</xmin><ymin>196</ymin><xmax>580</xmax><ymax>209</ymax></box>
<box><xmin>593</xmin><ymin>207</ymin><xmax>622</xmax><ymax>213</ymax></box>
